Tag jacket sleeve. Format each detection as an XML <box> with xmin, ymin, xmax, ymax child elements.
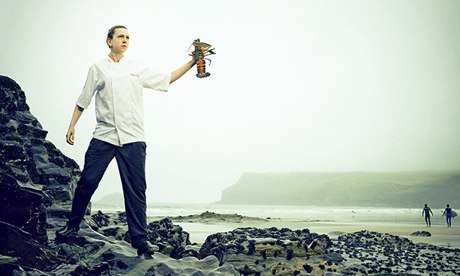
<box><xmin>139</xmin><ymin>66</ymin><xmax>171</xmax><ymax>92</ymax></box>
<box><xmin>76</xmin><ymin>65</ymin><xmax>98</xmax><ymax>109</ymax></box>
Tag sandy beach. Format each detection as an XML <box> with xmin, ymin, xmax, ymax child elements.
<box><xmin>138</xmin><ymin>203</ymin><xmax>460</xmax><ymax>248</ymax></box>
<box><xmin>177</xmin><ymin>218</ymin><xmax>460</xmax><ymax>248</ymax></box>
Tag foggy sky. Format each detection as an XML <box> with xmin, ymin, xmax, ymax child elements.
<box><xmin>1</xmin><ymin>0</ymin><xmax>460</xmax><ymax>203</ymax></box>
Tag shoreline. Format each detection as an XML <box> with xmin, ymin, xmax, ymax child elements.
<box><xmin>79</xmin><ymin>207</ymin><xmax>460</xmax><ymax>275</ymax></box>
<box><xmin>93</xmin><ymin>204</ymin><xmax>460</xmax><ymax>248</ymax></box>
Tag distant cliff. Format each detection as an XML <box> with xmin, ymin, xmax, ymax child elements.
<box><xmin>218</xmin><ymin>171</ymin><xmax>460</xmax><ymax>208</ymax></box>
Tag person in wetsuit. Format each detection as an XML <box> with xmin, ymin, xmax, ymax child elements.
<box><xmin>442</xmin><ymin>204</ymin><xmax>453</xmax><ymax>227</ymax></box>
<box><xmin>422</xmin><ymin>203</ymin><xmax>433</xmax><ymax>227</ymax></box>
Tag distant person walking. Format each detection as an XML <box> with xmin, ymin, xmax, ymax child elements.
<box><xmin>442</xmin><ymin>204</ymin><xmax>453</xmax><ymax>227</ymax></box>
<box><xmin>422</xmin><ymin>204</ymin><xmax>433</xmax><ymax>227</ymax></box>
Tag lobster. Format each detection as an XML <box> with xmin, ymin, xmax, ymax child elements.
<box><xmin>189</xmin><ymin>39</ymin><xmax>216</xmax><ymax>78</ymax></box>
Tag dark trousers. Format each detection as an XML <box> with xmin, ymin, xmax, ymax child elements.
<box><xmin>67</xmin><ymin>138</ymin><xmax>148</xmax><ymax>247</ymax></box>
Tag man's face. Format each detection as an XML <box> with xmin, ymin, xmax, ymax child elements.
<box><xmin>108</xmin><ymin>28</ymin><xmax>129</xmax><ymax>53</ymax></box>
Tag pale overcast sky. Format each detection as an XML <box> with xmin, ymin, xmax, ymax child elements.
<box><xmin>1</xmin><ymin>0</ymin><xmax>459</xmax><ymax>203</ymax></box>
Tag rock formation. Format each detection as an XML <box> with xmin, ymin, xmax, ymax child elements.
<box><xmin>198</xmin><ymin>227</ymin><xmax>335</xmax><ymax>275</ymax></box>
<box><xmin>171</xmin><ymin>210</ymin><xmax>268</xmax><ymax>223</ymax></box>
<box><xmin>0</xmin><ymin>75</ymin><xmax>80</xmax><ymax>271</ymax></box>
<box><xmin>336</xmin><ymin>230</ymin><xmax>460</xmax><ymax>275</ymax></box>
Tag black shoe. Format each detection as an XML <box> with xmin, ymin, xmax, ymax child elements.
<box><xmin>136</xmin><ymin>241</ymin><xmax>158</xmax><ymax>259</ymax></box>
<box><xmin>56</xmin><ymin>225</ymin><xmax>79</xmax><ymax>239</ymax></box>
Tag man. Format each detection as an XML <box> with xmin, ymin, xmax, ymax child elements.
<box><xmin>442</xmin><ymin>204</ymin><xmax>453</xmax><ymax>227</ymax></box>
<box><xmin>56</xmin><ymin>25</ymin><xmax>196</xmax><ymax>258</ymax></box>
<box><xmin>421</xmin><ymin>204</ymin><xmax>433</xmax><ymax>227</ymax></box>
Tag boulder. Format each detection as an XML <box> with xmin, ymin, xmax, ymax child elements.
<box><xmin>410</xmin><ymin>231</ymin><xmax>431</xmax><ymax>237</ymax></box>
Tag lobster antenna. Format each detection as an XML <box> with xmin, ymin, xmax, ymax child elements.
<box><xmin>187</xmin><ymin>38</ymin><xmax>200</xmax><ymax>52</ymax></box>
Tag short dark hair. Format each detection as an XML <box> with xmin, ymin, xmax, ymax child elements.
<box><xmin>107</xmin><ymin>25</ymin><xmax>127</xmax><ymax>40</ymax></box>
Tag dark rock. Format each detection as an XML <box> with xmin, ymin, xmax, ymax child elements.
<box><xmin>89</xmin><ymin>211</ymin><xmax>196</xmax><ymax>259</ymax></box>
<box><xmin>0</xmin><ymin>221</ymin><xmax>58</xmax><ymax>270</ymax></box>
<box><xmin>0</xmin><ymin>75</ymin><xmax>80</xmax><ymax>272</ymax></box>
<box><xmin>303</xmin><ymin>263</ymin><xmax>313</xmax><ymax>273</ymax></box>
<box><xmin>0</xmin><ymin>78</ymin><xmax>80</xmax><ymax>205</ymax></box>
<box><xmin>0</xmin><ymin>255</ymin><xmax>22</xmax><ymax>275</ymax></box>
<box><xmin>147</xmin><ymin>217</ymin><xmax>191</xmax><ymax>253</ymax></box>
<box><xmin>410</xmin><ymin>231</ymin><xmax>431</xmax><ymax>237</ymax></box>
<box><xmin>336</xmin><ymin>230</ymin><xmax>460</xmax><ymax>275</ymax></box>
<box><xmin>199</xmin><ymin>226</ymin><xmax>332</xmax><ymax>275</ymax></box>
<box><xmin>324</xmin><ymin>252</ymin><xmax>344</xmax><ymax>263</ymax></box>
<box><xmin>0</xmin><ymin>170</ymin><xmax>49</xmax><ymax>243</ymax></box>
<box><xmin>90</xmin><ymin>210</ymin><xmax>111</xmax><ymax>229</ymax></box>
<box><xmin>72</xmin><ymin>262</ymin><xmax>111</xmax><ymax>276</ymax></box>
<box><xmin>171</xmin><ymin>210</ymin><xmax>268</xmax><ymax>223</ymax></box>
<box><xmin>0</xmin><ymin>75</ymin><xmax>81</xmax><ymax>228</ymax></box>
<box><xmin>286</xmin><ymin>248</ymin><xmax>293</xmax><ymax>260</ymax></box>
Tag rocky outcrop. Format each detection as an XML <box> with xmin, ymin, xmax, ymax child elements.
<box><xmin>336</xmin><ymin>230</ymin><xmax>460</xmax><ymax>275</ymax></box>
<box><xmin>199</xmin><ymin>227</ymin><xmax>335</xmax><ymax>275</ymax></box>
<box><xmin>0</xmin><ymin>76</ymin><xmax>80</xmax><ymax>209</ymax></box>
<box><xmin>0</xmin><ymin>75</ymin><xmax>80</xmax><ymax>266</ymax></box>
<box><xmin>171</xmin><ymin>210</ymin><xmax>269</xmax><ymax>223</ymax></box>
<box><xmin>89</xmin><ymin>211</ymin><xmax>195</xmax><ymax>259</ymax></box>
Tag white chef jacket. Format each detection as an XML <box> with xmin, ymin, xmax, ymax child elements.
<box><xmin>76</xmin><ymin>56</ymin><xmax>171</xmax><ymax>146</ymax></box>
